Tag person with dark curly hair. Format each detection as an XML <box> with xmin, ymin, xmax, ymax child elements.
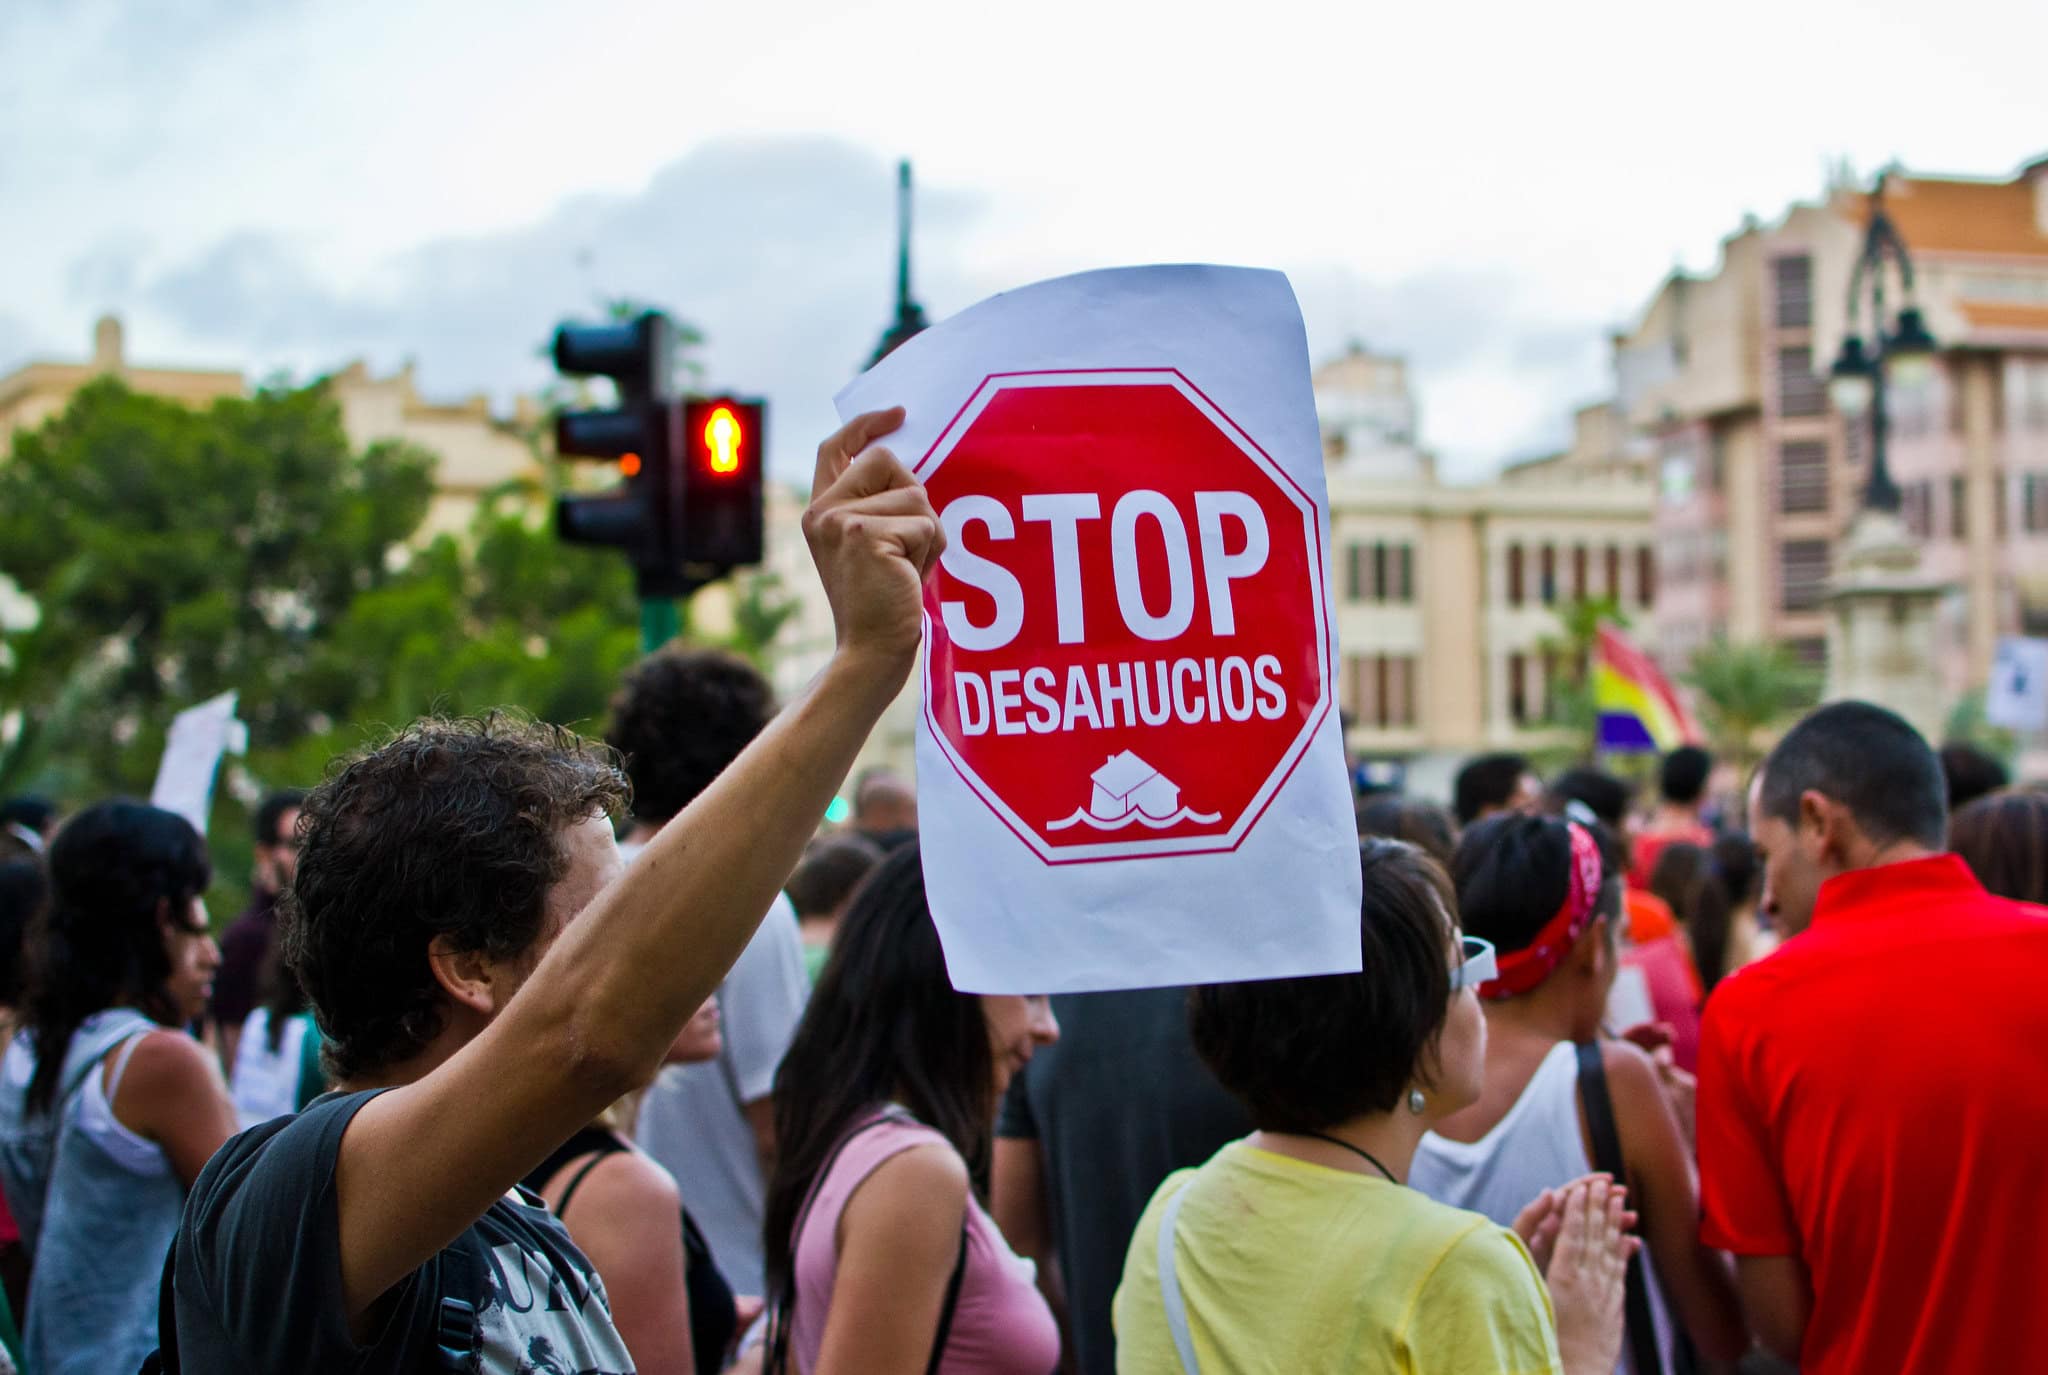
<box><xmin>610</xmin><ymin>646</ymin><xmax>807</xmax><ymax>1297</ymax></box>
<box><xmin>160</xmin><ymin>407</ymin><xmax>945</xmax><ymax>1373</ymax></box>
<box><xmin>0</xmin><ymin>800</ymin><xmax>237</xmax><ymax>1375</ymax></box>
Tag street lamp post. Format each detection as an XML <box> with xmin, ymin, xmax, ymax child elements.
<box><xmin>868</xmin><ymin>160</ymin><xmax>930</xmax><ymax>368</ymax></box>
<box><xmin>1826</xmin><ymin>174</ymin><xmax>1939</xmax><ymax>515</ymax></box>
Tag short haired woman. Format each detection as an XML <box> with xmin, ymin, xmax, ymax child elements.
<box><xmin>1414</xmin><ymin>816</ymin><xmax>1747</xmax><ymax>1374</ymax></box>
<box><xmin>0</xmin><ymin>801</ymin><xmax>238</xmax><ymax>1375</ymax></box>
<box><xmin>1114</xmin><ymin>839</ymin><xmax>1637</xmax><ymax>1375</ymax></box>
<box><xmin>763</xmin><ymin>842</ymin><xmax>1061</xmax><ymax>1375</ymax></box>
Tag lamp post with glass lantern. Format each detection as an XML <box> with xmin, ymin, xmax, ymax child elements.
<box><xmin>1820</xmin><ymin>172</ymin><xmax>1952</xmax><ymax>742</ymax></box>
<box><xmin>1825</xmin><ymin>173</ymin><xmax>1939</xmax><ymax>515</ymax></box>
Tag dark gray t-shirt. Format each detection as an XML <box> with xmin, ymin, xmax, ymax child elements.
<box><xmin>996</xmin><ymin>988</ymin><xmax>1249</xmax><ymax>1375</ymax></box>
<box><xmin>172</xmin><ymin>1090</ymin><xmax>637</xmax><ymax>1373</ymax></box>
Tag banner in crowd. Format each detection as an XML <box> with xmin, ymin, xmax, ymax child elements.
<box><xmin>1593</xmin><ymin>624</ymin><xmax>1701</xmax><ymax>753</ymax></box>
<box><xmin>1987</xmin><ymin>636</ymin><xmax>2048</xmax><ymax>733</ymax></box>
<box><xmin>836</xmin><ymin>265</ymin><xmax>1361</xmax><ymax>994</ymax></box>
<box><xmin>149</xmin><ymin>690</ymin><xmax>246</xmax><ymax>837</ymax></box>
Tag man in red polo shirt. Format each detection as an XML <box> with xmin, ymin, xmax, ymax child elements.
<box><xmin>1701</xmin><ymin>701</ymin><xmax>2048</xmax><ymax>1373</ymax></box>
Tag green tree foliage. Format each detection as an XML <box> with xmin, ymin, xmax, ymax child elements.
<box><xmin>1683</xmin><ymin>637</ymin><xmax>1821</xmax><ymax>771</ymax></box>
<box><xmin>0</xmin><ymin>377</ymin><xmax>437</xmax><ymax>792</ymax></box>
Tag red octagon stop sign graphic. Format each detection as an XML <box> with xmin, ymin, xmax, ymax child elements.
<box><xmin>916</xmin><ymin>369</ymin><xmax>1332</xmax><ymax>864</ymax></box>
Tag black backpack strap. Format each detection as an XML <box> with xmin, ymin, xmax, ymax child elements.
<box><xmin>426</xmin><ymin>1238</ymin><xmax>487</xmax><ymax>1373</ymax></box>
<box><xmin>1576</xmin><ymin>1041</ymin><xmax>1664</xmax><ymax>1375</ymax></box>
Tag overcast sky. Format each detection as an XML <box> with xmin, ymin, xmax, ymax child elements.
<box><xmin>4</xmin><ymin>0</ymin><xmax>2042</xmax><ymax>480</ymax></box>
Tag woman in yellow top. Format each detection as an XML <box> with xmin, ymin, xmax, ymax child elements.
<box><xmin>1113</xmin><ymin>839</ymin><xmax>1635</xmax><ymax>1375</ymax></box>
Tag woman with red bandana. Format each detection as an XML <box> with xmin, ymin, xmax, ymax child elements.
<box><xmin>1410</xmin><ymin>815</ymin><xmax>1747</xmax><ymax>1375</ymax></box>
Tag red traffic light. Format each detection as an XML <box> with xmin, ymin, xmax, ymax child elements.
<box><xmin>703</xmin><ymin>406</ymin><xmax>743</xmax><ymax>475</ymax></box>
<box><xmin>620</xmin><ymin>452</ymin><xmax>643</xmax><ymax>477</ymax></box>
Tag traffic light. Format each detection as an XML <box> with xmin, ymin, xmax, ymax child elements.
<box><xmin>550</xmin><ymin>310</ymin><xmax>766</xmax><ymax>599</ymax></box>
<box><xmin>681</xmin><ymin>398</ymin><xmax>765</xmax><ymax>568</ymax></box>
<box><xmin>552</xmin><ymin>312</ymin><xmax>679</xmax><ymax>590</ymax></box>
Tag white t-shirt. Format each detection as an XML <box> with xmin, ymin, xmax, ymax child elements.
<box><xmin>229</xmin><ymin>1009</ymin><xmax>313</xmax><ymax>1131</ymax></box>
<box><xmin>634</xmin><ymin>889</ymin><xmax>809</xmax><ymax>1295</ymax></box>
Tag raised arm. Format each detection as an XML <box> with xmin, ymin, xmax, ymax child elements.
<box><xmin>333</xmin><ymin>409</ymin><xmax>941</xmax><ymax>1323</ymax></box>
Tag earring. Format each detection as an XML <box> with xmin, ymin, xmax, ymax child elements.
<box><xmin>1408</xmin><ymin>1089</ymin><xmax>1426</xmax><ymax>1116</ymax></box>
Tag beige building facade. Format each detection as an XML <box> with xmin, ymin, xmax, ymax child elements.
<box><xmin>0</xmin><ymin>317</ymin><xmax>244</xmax><ymax>450</ymax></box>
<box><xmin>1617</xmin><ymin>156</ymin><xmax>2048</xmax><ymax>701</ymax></box>
<box><xmin>0</xmin><ymin>317</ymin><xmax>544</xmax><ymax>539</ymax></box>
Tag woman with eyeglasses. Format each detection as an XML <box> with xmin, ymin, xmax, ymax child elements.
<box><xmin>1114</xmin><ymin>839</ymin><xmax>1635</xmax><ymax>1375</ymax></box>
<box><xmin>1411</xmin><ymin>815</ymin><xmax>1747</xmax><ymax>1375</ymax></box>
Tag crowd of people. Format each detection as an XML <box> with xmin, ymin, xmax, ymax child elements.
<box><xmin>0</xmin><ymin>410</ymin><xmax>2042</xmax><ymax>1373</ymax></box>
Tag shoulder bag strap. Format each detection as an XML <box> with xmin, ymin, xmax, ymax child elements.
<box><xmin>1576</xmin><ymin>1041</ymin><xmax>1663</xmax><ymax>1375</ymax></box>
<box><xmin>142</xmin><ymin>1239</ymin><xmax>179</xmax><ymax>1375</ymax></box>
<box><xmin>1154</xmin><ymin>1182</ymin><xmax>1201</xmax><ymax>1375</ymax></box>
<box><xmin>924</xmin><ymin>1223</ymin><xmax>969</xmax><ymax>1375</ymax></box>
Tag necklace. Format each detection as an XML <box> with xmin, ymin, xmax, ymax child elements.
<box><xmin>1298</xmin><ymin>1130</ymin><xmax>1400</xmax><ymax>1184</ymax></box>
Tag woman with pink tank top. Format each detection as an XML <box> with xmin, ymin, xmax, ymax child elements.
<box><xmin>763</xmin><ymin>843</ymin><xmax>1062</xmax><ymax>1375</ymax></box>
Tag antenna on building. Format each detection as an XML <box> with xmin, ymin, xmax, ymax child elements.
<box><xmin>867</xmin><ymin>159</ymin><xmax>930</xmax><ymax>369</ymax></box>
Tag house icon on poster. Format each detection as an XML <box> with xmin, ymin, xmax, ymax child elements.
<box><xmin>1089</xmin><ymin>751</ymin><xmax>1181</xmax><ymax>822</ymax></box>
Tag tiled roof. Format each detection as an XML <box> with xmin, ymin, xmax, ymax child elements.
<box><xmin>1853</xmin><ymin>172</ymin><xmax>2048</xmax><ymax>259</ymax></box>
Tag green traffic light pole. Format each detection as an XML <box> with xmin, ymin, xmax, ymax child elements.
<box><xmin>641</xmin><ymin>597</ymin><xmax>679</xmax><ymax>654</ymax></box>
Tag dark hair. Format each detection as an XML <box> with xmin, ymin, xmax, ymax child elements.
<box><xmin>1939</xmin><ymin>742</ymin><xmax>2010</xmax><ymax>814</ymax></box>
<box><xmin>606</xmin><ymin>649</ymin><xmax>775</xmax><ymax>825</ymax></box>
<box><xmin>256</xmin><ymin>939</ymin><xmax>311</xmax><ymax>1055</ymax></box>
<box><xmin>763</xmin><ymin>843</ymin><xmax>995</xmax><ymax>1354</ymax></box>
<box><xmin>1659</xmin><ymin>746</ymin><xmax>1713</xmax><ymax>806</ymax></box>
<box><xmin>252</xmin><ymin>788</ymin><xmax>308</xmax><ymax>849</ymax></box>
<box><xmin>0</xmin><ymin>796</ymin><xmax>55</xmax><ymax>837</ymax></box>
<box><xmin>1950</xmin><ymin>790</ymin><xmax>2048</xmax><ymax>904</ymax></box>
<box><xmin>1712</xmin><ymin>832</ymin><xmax>1759</xmax><ymax>908</ymax></box>
<box><xmin>1453</xmin><ymin>753</ymin><xmax>1531</xmax><ymax>826</ymax></box>
<box><xmin>1189</xmin><ymin>840</ymin><xmax>1454</xmax><ymax>1132</ymax></box>
<box><xmin>1549</xmin><ymin>767</ymin><xmax>1635</xmax><ymax>829</ymax></box>
<box><xmin>1648</xmin><ymin>842</ymin><xmax>1735</xmax><ymax>991</ymax></box>
<box><xmin>784</xmin><ymin>834</ymin><xmax>883</xmax><ymax>918</ymax></box>
<box><xmin>24</xmin><ymin>801</ymin><xmax>210</xmax><ymax>1114</ymax></box>
<box><xmin>0</xmin><ymin>859</ymin><xmax>48</xmax><ymax>1006</ymax></box>
<box><xmin>283</xmin><ymin>715</ymin><xmax>628</xmax><ymax>1082</ymax></box>
<box><xmin>1758</xmin><ymin>701</ymin><xmax>1945</xmax><ymax>850</ymax></box>
<box><xmin>1454</xmin><ymin>814</ymin><xmax>1573</xmax><ymax>954</ymax></box>
<box><xmin>1356</xmin><ymin>795</ymin><xmax>1458</xmax><ymax>866</ymax></box>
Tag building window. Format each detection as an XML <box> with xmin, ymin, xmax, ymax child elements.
<box><xmin>1395</xmin><ymin>544</ymin><xmax>1414</xmax><ymax>603</ymax></box>
<box><xmin>1604</xmin><ymin>545</ymin><xmax>1622</xmax><ymax>599</ymax></box>
<box><xmin>1781</xmin><ymin>539</ymin><xmax>1830</xmax><ymax>613</ymax></box>
<box><xmin>1508</xmin><ymin>652</ymin><xmax>1529</xmax><ymax>725</ymax></box>
<box><xmin>2026</xmin><ymin>475</ymin><xmax>2048</xmax><ymax>533</ymax></box>
<box><xmin>1707</xmin><ymin>430</ymin><xmax>1728</xmax><ymax>491</ymax></box>
<box><xmin>1789</xmin><ymin>637</ymin><xmax>1827</xmax><ymax>668</ymax></box>
<box><xmin>1779</xmin><ymin>346</ymin><xmax>1825</xmax><ymax>418</ymax></box>
<box><xmin>1567</xmin><ymin>546</ymin><xmax>1586</xmax><ymax>601</ymax></box>
<box><xmin>1349</xmin><ymin>654</ymin><xmax>1417</xmax><ymax>729</ymax></box>
<box><xmin>1372</xmin><ymin>542</ymin><xmax>1390</xmax><ymax>603</ymax></box>
<box><xmin>1903</xmin><ymin>481</ymin><xmax>1933</xmax><ymax>539</ymax></box>
<box><xmin>1345</xmin><ymin>543</ymin><xmax>1365</xmax><ymax>601</ymax></box>
<box><xmin>1997</xmin><ymin>475</ymin><xmax>2010</xmax><ymax>537</ymax></box>
<box><xmin>1507</xmin><ymin>544</ymin><xmax>1526</xmax><ymax>606</ymax></box>
<box><xmin>1636</xmin><ymin>547</ymin><xmax>1656</xmax><ymax>609</ymax></box>
<box><xmin>1951</xmin><ymin>475</ymin><xmax>1968</xmax><ymax>540</ymax></box>
<box><xmin>1539</xmin><ymin>544</ymin><xmax>1558</xmax><ymax>605</ymax></box>
<box><xmin>1774</xmin><ymin>255</ymin><xmax>1814</xmax><ymax>329</ymax></box>
<box><xmin>1780</xmin><ymin>441</ymin><xmax>1830</xmax><ymax>515</ymax></box>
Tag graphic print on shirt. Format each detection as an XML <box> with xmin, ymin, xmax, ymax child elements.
<box><xmin>477</xmin><ymin>1236</ymin><xmax>635</xmax><ymax>1375</ymax></box>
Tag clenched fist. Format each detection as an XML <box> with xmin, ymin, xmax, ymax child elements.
<box><xmin>803</xmin><ymin>407</ymin><xmax>946</xmax><ymax>677</ymax></box>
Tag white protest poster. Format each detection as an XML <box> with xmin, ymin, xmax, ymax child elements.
<box><xmin>836</xmin><ymin>265</ymin><xmax>1362</xmax><ymax>994</ymax></box>
<box><xmin>1987</xmin><ymin>637</ymin><xmax>2048</xmax><ymax>733</ymax></box>
<box><xmin>149</xmin><ymin>691</ymin><xmax>247</xmax><ymax>837</ymax></box>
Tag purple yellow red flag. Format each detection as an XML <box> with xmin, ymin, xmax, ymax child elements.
<box><xmin>1593</xmin><ymin>625</ymin><xmax>1701</xmax><ymax>753</ymax></box>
